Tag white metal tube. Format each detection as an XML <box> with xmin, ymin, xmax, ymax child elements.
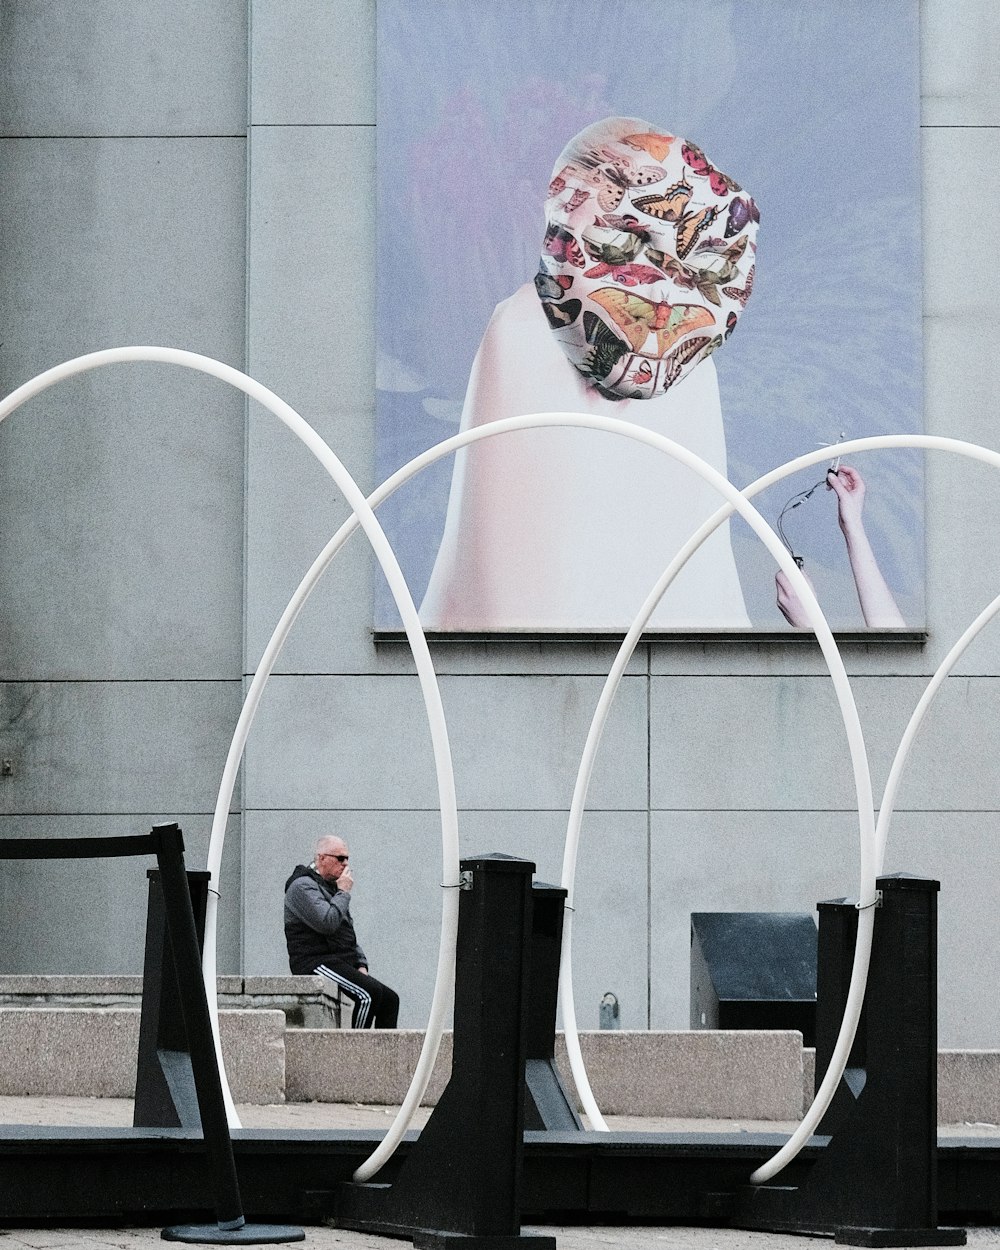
<box><xmin>0</xmin><ymin>347</ymin><xmax>459</xmax><ymax>1144</ymax></box>
<box><xmin>221</xmin><ymin>412</ymin><xmax>857</xmax><ymax>1169</ymax></box>
<box><xmin>874</xmin><ymin>592</ymin><xmax>1000</xmax><ymax>874</ymax></box>
<box><xmin>551</xmin><ymin>433</ymin><xmax>1000</xmax><ymax>1183</ymax></box>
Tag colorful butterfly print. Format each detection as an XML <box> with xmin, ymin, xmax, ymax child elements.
<box><xmin>541</xmin><ymin>298</ymin><xmax>582</xmax><ymax>330</ymax></box>
<box><xmin>534</xmin><ymin>270</ymin><xmax>573</xmax><ymax>301</ymax></box>
<box><xmin>584</xmin><ymin>262</ymin><xmax>670</xmax><ymax>287</ymax></box>
<box><xmin>724</xmin><ymin>196</ymin><xmax>761</xmax><ymax>238</ymax></box>
<box><xmin>662</xmin><ymin>335</ymin><xmax>714</xmax><ymax>388</ymax></box>
<box><xmin>624</xmin><ymin>131</ymin><xmax>675</xmax><ymax>162</ymax></box>
<box><xmin>681</xmin><ymin>141</ymin><xmax>742</xmax><ymax>196</ymax></box>
<box><xmin>589</xmin><ymin>289</ymin><xmax>716</xmax><ymax>358</ymax></box>
<box><xmin>632</xmin><ymin>177</ymin><xmax>693</xmax><ymax>223</ymax></box>
<box><xmin>722</xmin><ymin>264</ymin><xmax>755</xmax><ymax>307</ymax></box>
<box><xmin>724</xmin><ymin>311</ymin><xmax>739</xmax><ymax>339</ymax></box>
<box><xmin>629</xmin><ymin>359</ymin><xmax>654</xmax><ymax>386</ymax></box>
<box><xmin>581</xmin><ymin>228</ymin><xmax>644</xmax><ymax>266</ymax></box>
<box><xmin>543</xmin><ymin>223</ymin><xmax>585</xmax><ymax>268</ymax></box>
<box><xmin>548</xmin><ymin>171</ymin><xmax>568</xmax><ymax>198</ymax></box>
<box><xmin>582</xmin><ymin>311</ymin><xmax>629</xmax><ymax>381</ymax></box>
<box><xmin>597</xmin><ymin>213</ymin><xmax>655</xmax><ymax>242</ymax></box>
<box><xmin>568</xmin><ymin>150</ymin><xmax>666</xmax><ymax>212</ymax></box>
<box><xmin>675</xmin><ymin>205</ymin><xmax>720</xmax><ymax>260</ymax></box>
<box><xmin>696</xmin><ymin>234</ymin><xmax>747</xmax><ymax>266</ymax></box>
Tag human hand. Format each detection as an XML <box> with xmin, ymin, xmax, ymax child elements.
<box><xmin>775</xmin><ymin>565</ymin><xmax>816</xmax><ymax>628</ymax></box>
<box><xmin>826</xmin><ymin>465</ymin><xmax>866</xmax><ymax>537</ymax></box>
<box><xmin>338</xmin><ymin>866</ymin><xmax>354</xmax><ymax>892</ymax></box>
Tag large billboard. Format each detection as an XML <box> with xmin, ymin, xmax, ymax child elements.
<box><xmin>375</xmin><ymin>1</ymin><xmax>923</xmax><ymax>633</ymax></box>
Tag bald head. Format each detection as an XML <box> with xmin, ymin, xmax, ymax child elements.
<box><xmin>315</xmin><ymin>835</ymin><xmax>350</xmax><ymax>884</ymax></box>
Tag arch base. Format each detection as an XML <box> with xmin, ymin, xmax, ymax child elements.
<box><xmin>734</xmin><ymin>874</ymin><xmax>965</xmax><ymax>1246</ymax></box>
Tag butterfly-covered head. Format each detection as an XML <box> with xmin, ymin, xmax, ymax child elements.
<box><xmin>537</xmin><ymin>116</ymin><xmax>759</xmax><ymax>400</ymax></box>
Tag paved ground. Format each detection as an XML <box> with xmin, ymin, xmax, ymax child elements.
<box><xmin>0</xmin><ymin>1098</ymin><xmax>995</xmax><ymax>1249</ymax></box>
<box><xmin>1</xmin><ymin>1225</ymin><xmax>998</xmax><ymax>1250</ymax></box>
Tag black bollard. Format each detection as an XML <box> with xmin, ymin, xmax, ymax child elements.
<box><xmin>735</xmin><ymin>873</ymin><xmax>966</xmax><ymax>1246</ymax></box>
<box><xmin>134</xmin><ymin>867</ymin><xmax>211</xmax><ymax>1129</ymax></box>
<box><xmin>336</xmin><ymin>854</ymin><xmax>556</xmax><ymax>1250</ymax></box>
<box><xmin>150</xmin><ymin>823</ymin><xmax>304</xmax><ymax>1246</ymax></box>
<box><xmin>523</xmin><ymin>882</ymin><xmax>582</xmax><ymax>1131</ymax></box>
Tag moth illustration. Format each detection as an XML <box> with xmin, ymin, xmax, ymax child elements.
<box><xmin>629</xmin><ymin>359</ymin><xmax>654</xmax><ymax>386</ymax></box>
<box><xmin>722</xmin><ymin>264</ymin><xmax>755</xmax><ymax>307</ymax></box>
<box><xmin>543</xmin><ymin>223</ymin><xmax>585</xmax><ymax>267</ymax></box>
<box><xmin>724</xmin><ymin>196</ymin><xmax>761</xmax><ymax>238</ymax></box>
<box><xmin>724</xmin><ymin>311</ymin><xmax>739</xmax><ymax>339</ymax></box>
<box><xmin>582</xmin><ymin>311</ymin><xmax>629</xmax><ymax>381</ymax></box>
<box><xmin>583</xmin><ymin>262</ymin><xmax>670</xmax><ymax>287</ymax></box>
<box><xmin>662</xmin><ymin>335</ymin><xmax>714</xmax><ymax>387</ymax></box>
<box><xmin>632</xmin><ymin>177</ymin><xmax>693</xmax><ymax>223</ymax></box>
<box><xmin>534</xmin><ymin>270</ymin><xmax>574</xmax><ymax>301</ymax></box>
<box><xmin>581</xmin><ymin>227</ymin><xmax>645</xmax><ymax>266</ymax></box>
<box><xmin>681</xmin><ymin>141</ymin><xmax>742</xmax><ymax>196</ymax></box>
<box><xmin>541</xmin><ymin>298</ymin><xmax>582</xmax><ymax>330</ymax></box>
<box><xmin>558</xmin><ymin>149</ymin><xmax>666</xmax><ymax>213</ymax></box>
<box><xmin>623</xmin><ymin>131</ymin><xmax>675</xmax><ymax>162</ymax></box>
<box><xmin>589</xmin><ymin>289</ymin><xmax>715</xmax><ymax>357</ymax></box>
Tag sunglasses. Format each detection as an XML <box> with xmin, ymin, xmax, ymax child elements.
<box><xmin>320</xmin><ymin>853</ymin><xmax>349</xmax><ymax>863</ymax></box>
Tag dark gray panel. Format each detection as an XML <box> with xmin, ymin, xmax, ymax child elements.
<box><xmin>250</xmin><ymin>0</ymin><xmax>374</xmax><ymax>125</ymax></box>
<box><xmin>244</xmin><ymin>673</ymin><xmax>647</xmax><ymax>811</ymax></box>
<box><xmin>0</xmin><ymin>681</ymin><xmax>243</xmax><ymax>815</ymax></box>
<box><xmin>0</xmin><ymin>138</ymin><xmax>246</xmax><ymax>678</ymax></box>
<box><xmin>0</xmin><ymin>1</ymin><xmax>247</xmax><ymax>136</ymax></box>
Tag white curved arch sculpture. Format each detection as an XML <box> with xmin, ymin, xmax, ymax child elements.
<box><xmin>204</xmin><ymin>411</ymin><xmax>871</xmax><ymax>1183</ymax></box>
<box><xmin>0</xmin><ymin>347</ymin><xmax>460</xmax><ymax>1133</ymax></box>
<box><xmin>555</xmin><ymin>433</ymin><xmax>1000</xmax><ymax>1184</ymax></box>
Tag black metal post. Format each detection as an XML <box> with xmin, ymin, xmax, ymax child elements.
<box><xmin>152</xmin><ymin>823</ymin><xmax>303</xmax><ymax>1246</ymax></box>
<box><xmin>523</xmin><ymin>882</ymin><xmax>582</xmax><ymax>1131</ymax></box>
<box><xmin>335</xmin><ymin>853</ymin><xmax>556</xmax><ymax>1250</ymax></box>
<box><xmin>735</xmin><ymin>873</ymin><xmax>965</xmax><ymax>1246</ymax></box>
<box><xmin>134</xmin><ymin>867</ymin><xmax>211</xmax><ymax>1129</ymax></box>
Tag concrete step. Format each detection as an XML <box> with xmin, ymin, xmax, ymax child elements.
<box><xmin>0</xmin><ymin>1007</ymin><xmax>996</xmax><ymax>1123</ymax></box>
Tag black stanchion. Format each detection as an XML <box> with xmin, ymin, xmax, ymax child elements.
<box><xmin>523</xmin><ymin>882</ymin><xmax>582</xmax><ymax>1132</ymax></box>
<box><xmin>150</xmin><ymin>823</ymin><xmax>304</xmax><ymax>1245</ymax></box>
<box><xmin>0</xmin><ymin>823</ymin><xmax>303</xmax><ymax>1243</ymax></box>
<box><xmin>735</xmin><ymin>874</ymin><xmax>966</xmax><ymax>1246</ymax></box>
<box><xmin>335</xmin><ymin>853</ymin><xmax>556</xmax><ymax>1250</ymax></box>
<box><xmin>134</xmin><ymin>867</ymin><xmax>211</xmax><ymax>1129</ymax></box>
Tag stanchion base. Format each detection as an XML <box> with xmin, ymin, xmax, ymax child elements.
<box><xmin>413</xmin><ymin>1236</ymin><xmax>557</xmax><ymax>1250</ymax></box>
<box><xmin>834</xmin><ymin>1228</ymin><xmax>967</xmax><ymax>1247</ymax></box>
<box><xmin>161</xmin><ymin>1223</ymin><xmax>305</xmax><ymax>1244</ymax></box>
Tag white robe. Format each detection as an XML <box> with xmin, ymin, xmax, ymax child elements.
<box><xmin>419</xmin><ymin>283</ymin><xmax>750</xmax><ymax>630</ymax></box>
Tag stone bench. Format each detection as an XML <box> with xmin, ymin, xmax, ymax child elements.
<box><xmin>0</xmin><ymin>974</ymin><xmax>345</xmax><ymax>1028</ymax></box>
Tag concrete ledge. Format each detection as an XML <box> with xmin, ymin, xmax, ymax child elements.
<box><xmin>286</xmin><ymin>1029</ymin><xmax>805</xmax><ymax>1119</ymax></box>
<box><xmin>938</xmin><ymin>1052</ymin><xmax>1000</xmax><ymax>1124</ymax></box>
<box><xmin>560</xmin><ymin>1031</ymin><xmax>805</xmax><ymax>1119</ymax></box>
<box><xmin>0</xmin><ymin>975</ymin><xmax>338</xmax><ymax>1028</ymax></box>
<box><xmin>286</xmin><ymin>1029</ymin><xmax>454</xmax><ymax>1105</ymax></box>
<box><xmin>0</xmin><ymin>1009</ymin><xmax>285</xmax><ymax>1103</ymax></box>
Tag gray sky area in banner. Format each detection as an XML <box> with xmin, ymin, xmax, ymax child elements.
<box><xmin>375</xmin><ymin>0</ymin><xmax>923</xmax><ymax>630</ymax></box>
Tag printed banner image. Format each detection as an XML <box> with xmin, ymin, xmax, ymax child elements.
<box><xmin>374</xmin><ymin>1</ymin><xmax>924</xmax><ymax>633</ymax></box>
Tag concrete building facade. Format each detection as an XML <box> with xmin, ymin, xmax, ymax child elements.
<box><xmin>1</xmin><ymin>0</ymin><xmax>1000</xmax><ymax>1043</ymax></box>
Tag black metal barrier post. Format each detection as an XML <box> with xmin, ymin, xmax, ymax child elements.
<box><xmin>335</xmin><ymin>854</ymin><xmax>556</xmax><ymax>1250</ymax></box>
<box><xmin>134</xmin><ymin>867</ymin><xmax>211</xmax><ymax>1129</ymax></box>
<box><xmin>523</xmin><ymin>882</ymin><xmax>582</xmax><ymax>1132</ymax></box>
<box><xmin>735</xmin><ymin>873</ymin><xmax>966</xmax><ymax>1247</ymax></box>
<box><xmin>0</xmin><ymin>823</ymin><xmax>302</xmax><ymax>1246</ymax></box>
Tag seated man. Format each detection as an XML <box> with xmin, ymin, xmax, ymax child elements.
<box><xmin>284</xmin><ymin>835</ymin><xmax>400</xmax><ymax>1028</ymax></box>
